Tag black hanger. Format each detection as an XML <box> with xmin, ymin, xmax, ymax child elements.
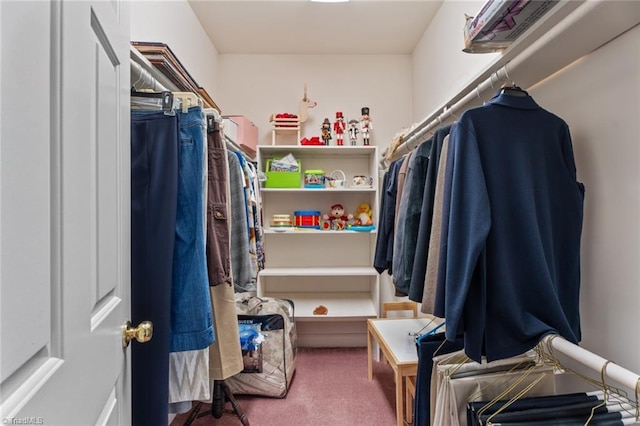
<box><xmin>131</xmin><ymin>88</ymin><xmax>174</xmax><ymax>112</ymax></box>
<box><xmin>500</xmin><ymin>83</ymin><xmax>528</xmax><ymax>97</ymax></box>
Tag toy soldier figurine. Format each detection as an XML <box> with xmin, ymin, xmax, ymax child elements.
<box><xmin>321</xmin><ymin>118</ymin><xmax>332</xmax><ymax>145</ymax></box>
<box><xmin>360</xmin><ymin>107</ymin><xmax>372</xmax><ymax>146</ymax></box>
<box><xmin>333</xmin><ymin>112</ymin><xmax>346</xmax><ymax>146</ymax></box>
<box><xmin>348</xmin><ymin>119</ymin><xmax>359</xmax><ymax>146</ymax></box>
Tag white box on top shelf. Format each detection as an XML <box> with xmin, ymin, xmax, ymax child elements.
<box><xmin>463</xmin><ymin>0</ymin><xmax>560</xmax><ymax>53</ymax></box>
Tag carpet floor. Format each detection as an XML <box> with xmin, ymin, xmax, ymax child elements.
<box><xmin>171</xmin><ymin>347</ymin><xmax>398</xmax><ymax>426</ymax></box>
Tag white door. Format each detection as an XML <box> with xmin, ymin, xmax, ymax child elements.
<box><xmin>1</xmin><ymin>1</ymin><xmax>134</xmax><ymax>425</ymax></box>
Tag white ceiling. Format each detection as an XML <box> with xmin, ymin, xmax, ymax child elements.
<box><xmin>188</xmin><ymin>0</ymin><xmax>444</xmax><ymax>55</ymax></box>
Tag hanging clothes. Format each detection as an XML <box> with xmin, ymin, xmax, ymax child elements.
<box><xmin>373</xmin><ymin>157</ymin><xmax>403</xmax><ymax>276</ymax></box>
<box><xmin>408</xmin><ymin>124</ymin><xmax>451</xmax><ymax>303</ymax></box>
<box><xmin>228</xmin><ymin>151</ymin><xmax>254</xmax><ymax>292</ymax></box>
<box><xmin>392</xmin><ymin>137</ymin><xmax>433</xmax><ymax>296</ymax></box>
<box><xmin>130</xmin><ymin>109</ymin><xmax>179</xmax><ymax>426</ymax></box>
<box><xmin>421</xmin><ymin>133</ymin><xmax>452</xmax><ymax>314</ymax></box>
<box><xmin>436</xmin><ymin>91</ymin><xmax>585</xmax><ymax>362</ymax></box>
<box><xmin>170</xmin><ymin>105</ymin><xmax>215</xmax><ymax>352</ymax></box>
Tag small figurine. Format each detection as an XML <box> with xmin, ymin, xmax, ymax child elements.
<box><xmin>322</xmin><ymin>203</ymin><xmax>353</xmax><ymax>230</ymax></box>
<box><xmin>360</xmin><ymin>107</ymin><xmax>372</xmax><ymax>146</ymax></box>
<box><xmin>321</xmin><ymin>118</ymin><xmax>332</xmax><ymax>145</ymax></box>
<box><xmin>348</xmin><ymin>119</ymin><xmax>359</xmax><ymax>146</ymax></box>
<box><xmin>354</xmin><ymin>202</ymin><xmax>373</xmax><ymax>226</ymax></box>
<box><xmin>333</xmin><ymin>112</ymin><xmax>346</xmax><ymax>146</ymax></box>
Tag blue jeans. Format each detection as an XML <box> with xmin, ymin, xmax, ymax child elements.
<box><xmin>170</xmin><ymin>106</ymin><xmax>215</xmax><ymax>352</ymax></box>
<box><xmin>131</xmin><ymin>110</ymin><xmax>178</xmax><ymax>426</ymax></box>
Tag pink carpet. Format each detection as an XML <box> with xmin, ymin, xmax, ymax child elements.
<box><xmin>171</xmin><ymin>347</ymin><xmax>397</xmax><ymax>426</ymax></box>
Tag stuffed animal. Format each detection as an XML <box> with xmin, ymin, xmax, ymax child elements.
<box><xmin>322</xmin><ymin>203</ymin><xmax>353</xmax><ymax>230</ymax></box>
<box><xmin>354</xmin><ymin>202</ymin><xmax>373</xmax><ymax>226</ymax></box>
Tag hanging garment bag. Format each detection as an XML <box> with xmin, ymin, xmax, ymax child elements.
<box><xmin>226</xmin><ymin>293</ymin><xmax>297</xmax><ymax>398</ymax></box>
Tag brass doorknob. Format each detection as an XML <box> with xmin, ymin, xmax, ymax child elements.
<box><xmin>122</xmin><ymin>320</ymin><xmax>153</xmax><ymax>347</ymax></box>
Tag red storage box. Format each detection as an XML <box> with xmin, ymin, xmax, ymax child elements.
<box><xmin>224</xmin><ymin>115</ymin><xmax>259</xmax><ymax>156</ymax></box>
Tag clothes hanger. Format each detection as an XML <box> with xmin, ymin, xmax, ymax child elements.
<box><xmin>498</xmin><ymin>65</ymin><xmax>528</xmax><ymax>97</ymax></box>
<box><xmin>172</xmin><ymin>91</ymin><xmax>202</xmax><ymax>113</ymax></box>
<box><xmin>131</xmin><ymin>87</ymin><xmax>174</xmax><ymax>113</ymax></box>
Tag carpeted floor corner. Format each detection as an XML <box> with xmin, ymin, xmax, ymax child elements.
<box><xmin>171</xmin><ymin>347</ymin><xmax>397</xmax><ymax>426</ymax></box>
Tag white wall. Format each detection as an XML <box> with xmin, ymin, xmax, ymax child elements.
<box><xmin>216</xmin><ymin>54</ymin><xmax>412</xmax><ymax>149</ymax></box>
<box><xmin>411</xmin><ymin>0</ymin><xmax>499</xmax><ymax>121</ymax></box>
<box><xmin>530</xmin><ymin>25</ymin><xmax>640</xmax><ymax>375</ymax></box>
<box><xmin>129</xmin><ymin>0</ymin><xmax>220</xmax><ymax>99</ymax></box>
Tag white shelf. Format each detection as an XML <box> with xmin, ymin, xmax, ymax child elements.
<box><xmin>261</xmin><ymin>187</ymin><xmax>376</xmax><ymax>193</ymax></box>
<box><xmin>263</xmin><ymin>292</ymin><xmax>377</xmax><ymax>321</ymax></box>
<box><xmin>264</xmin><ymin>228</ymin><xmax>376</xmax><ymax>235</ymax></box>
<box><xmin>259</xmin><ymin>267</ymin><xmax>378</xmax><ymax>276</ymax></box>
<box><xmin>258</xmin><ymin>145</ymin><xmax>377</xmax><ymax>156</ymax></box>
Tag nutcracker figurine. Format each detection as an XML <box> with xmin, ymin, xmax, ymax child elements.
<box><xmin>321</xmin><ymin>118</ymin><xmax>332</xmax><ymax>145</ymax></box>
<box><xmin>360</xmin><ymin>107</ymin><xmax>372</xmax><ymax>146</ymax></box>
<box><xmin>333</xmin><ymin>112</ymin><xmax>346</xmax><ymax>146</ymax></box>
<box><xmin>348</xmin><ymin>119</ymin><xmax>359</xmax><ymax>146</ymax></box>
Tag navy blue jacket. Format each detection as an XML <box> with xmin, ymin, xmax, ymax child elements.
<box><xmin>440</xmin><ymin>92</ymin><xmax>585</xmax><ymax>362</ymax></box>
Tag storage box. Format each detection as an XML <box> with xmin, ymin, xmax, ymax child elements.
<box><xmin>294</xmin><ymin>210</ymin><xmax>321</xmax><ymax>229</ymax></box>
<box><xmin>265</xmin><ymin>159</ymin><xmax>302</xmax><ymax>188</ymax></box>
<box><xmin>303</xmin><ymin>169</ymin><xmax>325</xmax><ymax>188</ymax></box>
<box><xmin>463</xmin><ymin>0</ymin><xmax>559</xmax><ymax>53</ymax></box>
<box><xmin>224</xmin><ymin>115</ymin><xmax>259</xmax><ymax>156</ymax></box>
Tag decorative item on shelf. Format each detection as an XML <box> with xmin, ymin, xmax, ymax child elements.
<box><xmin>321</xmin><ymin>203</ymin><xmax>354</xmax><ymax>231</ymax></box>
<box><xmin>304</xmin><ymin>169</ymin><xmax>325</xmax><ymax>188</ymax></box>
<box><xmin>360</xmin><ymin>107</ymin><xmax>372</xmax><ymax>146</ymax></box>
<box><xmin>325</xmin><ymin>170</ymin><xmax>346</xmax><ymax>189</ymax></box>
<box><xmin>293</xmin><ymin>210</ymin><xmax>322</xmax><ymax>229</ymax></box>
<box><xmin>320</xmin><ymin>118</ymin><xmax>332</xmax><ymax>145</ymax></box>
<box><xmin>313</xmin><ymin>305</ymin><xmax>328</xmax><ymax>316</ymax></box>
<box><xmin>333</xmin><ymin>112</ymin><xmax>346</xmax><ymax>146</ymax></box>
<box><xmin>270</xmin><ymin>214</ymin><xmax>293</xmax><ymax>229</ymax></box>
<box><xmin>300</xmin><ymin>136</ymin><xmax>323</xmax><ymax>145</ymax></box>
<box><xmin>269</xmin><ymin>84</ymin><xmax>317</xmax><ymax>145</ymax></box>
<box><xmin>351</xmin><ymin>175</ymin><xmax>373</xmax><ymax>188</ymax></box>
<box><xmin>348</xmin><ymin>119</ymin><xmax>359</xmax><ymax>146</ymax></box>
<box><xmin>354</xmin><ymin>202</ymin><xmax>373</xmax><ymax>226</ymax></box>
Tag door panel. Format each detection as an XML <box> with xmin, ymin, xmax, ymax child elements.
<box><xmin>0</xmin><ymin>1</ymin><xmax>131</xmax><ymax>424</ymax></box>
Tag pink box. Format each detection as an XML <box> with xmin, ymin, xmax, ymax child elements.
<box><xmin>225</xmin><ymin>115</ymin><xmax>258</xmax><ymax>156</ymax></box>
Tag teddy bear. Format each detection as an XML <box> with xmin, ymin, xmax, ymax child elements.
<box><xmin>354</xmin><ymin>202</ymin><xmax>373</xmax><ymax>226</ymax></box>
<box><xmin>322</xmin><ymin>203</ymin><xmax>353</xmax><ymax>230</ymax></box>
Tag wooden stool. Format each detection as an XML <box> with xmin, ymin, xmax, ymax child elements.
<box><xmin>405</xmin><ymin>375</ymin><xmax>416</xmax><ymax>425</ymax></box>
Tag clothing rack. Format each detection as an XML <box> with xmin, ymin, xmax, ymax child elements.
<box><xmin>382</xmin><ymin>0</ymin><xmax>639</xmax><ymax>167</ymax></box>
<box><xmin>544</xmin><ymin>335</ymin><xmax>640</xmax><ymax>393</ymax></box>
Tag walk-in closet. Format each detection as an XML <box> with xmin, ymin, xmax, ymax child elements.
<box><xmin>1</xmin><ymin>1</ymin><xmax>639</xmax><ymax>425</ymax></box>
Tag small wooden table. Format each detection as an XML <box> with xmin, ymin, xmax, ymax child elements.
<box><xmin>367</xmin><ymin>317</ymin><xmax>441</xmax><ymax>426</ymax></box>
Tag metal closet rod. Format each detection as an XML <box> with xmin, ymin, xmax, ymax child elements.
<box><xmin>386</xmin><ymin>0</ymin><xmax>616</xmax><ymax>165</ymax></box>
<box><xmin>389</xmin><ymin>61</ymin><xmax>517</xmax><ymax>162</ymax></box>
<box><xmin>543</xmin><ymin>334</ymin><xmax>640</xmax><ymax>392</ymax></box>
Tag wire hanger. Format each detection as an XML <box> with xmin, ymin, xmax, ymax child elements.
<box><xmin>499</xmin><ymin>63</ymin><xmax>528</xmax><ymax>97</ymax></box>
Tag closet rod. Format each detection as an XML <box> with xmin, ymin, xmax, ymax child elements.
<box><xmin>384</xmin><ymin>0</ymin><xmax>625</xmax><ymax>166</ymax></box>
<box><xmin>130</xmin><ymin>46</ymin><xmax>179</xmax><ymax>92</ymax></box>
<box><xmin>543</xmin><ymin>335</ymin><xmax>640</xmax><ymax>392</ymax></box>
<box><xmin>130</xmin><ymin>60</ymin><xmax>170</xmax><ymax>92</ymax></box>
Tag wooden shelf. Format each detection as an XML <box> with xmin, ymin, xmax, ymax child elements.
<box><xmin>262</xmin><ymin>292</ymin><xmax>377</xmax><ymax>321</ymax></box>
